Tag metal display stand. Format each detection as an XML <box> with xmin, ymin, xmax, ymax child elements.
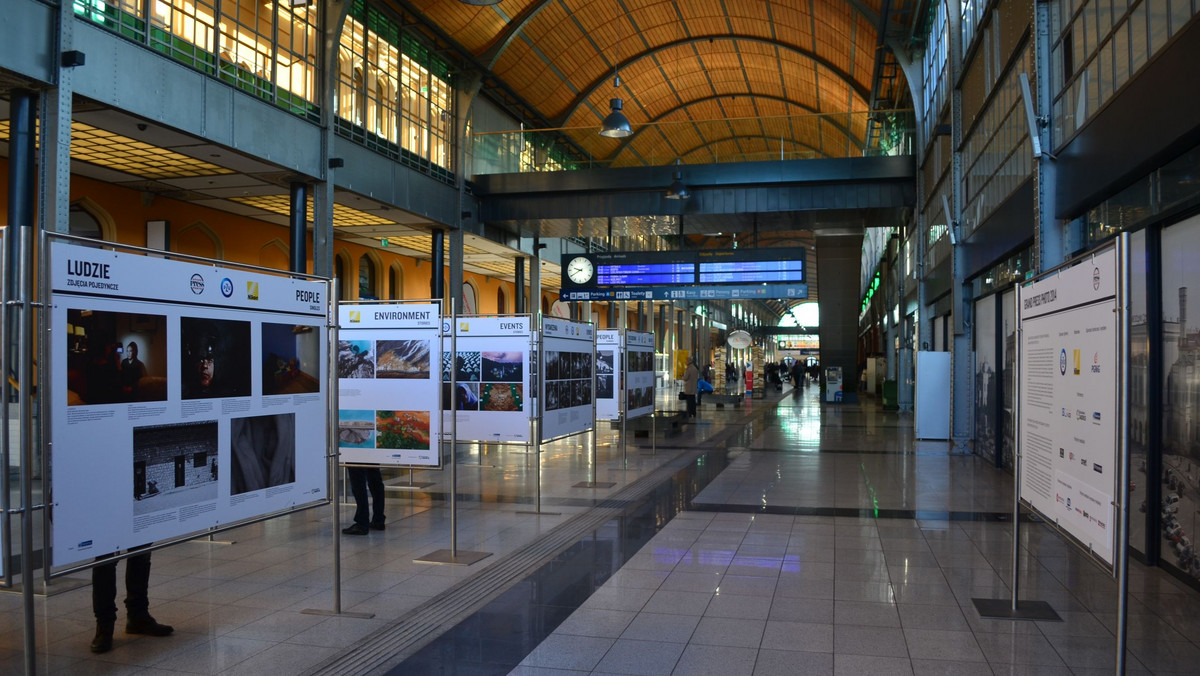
<box><xmin>574</xmin><ymin>327</ymin><xmax>614</xmax><ymax>488</ymax></box>
<box><xmin>416</xmin><ymin>299</ymin><xmax>492</xmax><ymax>565</ymax></box>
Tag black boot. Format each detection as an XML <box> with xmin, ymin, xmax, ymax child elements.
<box><xmin>90</xmin><ymin>621</ymin><xmax>114</xmax><ymax>654</ymax></box>
<box><xmin>126</xmin><ymin>614</ymin><xmax>173</xmax><ymax>636</ymax></box>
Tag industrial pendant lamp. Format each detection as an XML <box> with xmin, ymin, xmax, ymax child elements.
<box><xmin>599</xmin><ymin>17</ymin><xmax>633</xmax><ymax>138</ymax></box>
<box><xmin>665</xmin><ymin>158</ymin><xmax>690</xmax><ymax>199</ymax></box>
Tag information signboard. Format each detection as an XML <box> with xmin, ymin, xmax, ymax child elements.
<box><xmin>337</xmin><ymin>303</ymin><xmax>441</xmax><ymax>467</ymax></box>
<box><xmin>625</xmin><ymin>331</ymin><xmax>655</xmax><ymax>419</ymax></box>
<box><xmin>442</xmin><ymin>315</ymin><xmax>533</xmax><ymax>443</ymax></box>
<box><xmin>540</xmin><ymin>317</ymin><xmax>595</xmax><ymax>441</ymax></box>
<box><xmin>1018</xmin><ymin>248</ymin><xmax>1119</xmax><ymax>567</ymax></box>
<box><xmin>49</xmin><ymin>241</ymin><xmax>329</xmax><ymax>567</ymax></box>
<box><xmin>595</xmin><ymin>330</ymin><xmax>621</xmax><ymax>421</ymax></box>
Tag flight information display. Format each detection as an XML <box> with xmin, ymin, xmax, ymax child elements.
<box><xmin>597</xmin><ymin>263</ymin><xmax>695</xmax><ymax>286</ymax></box>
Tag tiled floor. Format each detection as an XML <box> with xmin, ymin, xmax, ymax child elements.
<box><xmin>5</xmin><ymin>383</ymin><xmax>1200</xmax><ymax>675</ymax></box>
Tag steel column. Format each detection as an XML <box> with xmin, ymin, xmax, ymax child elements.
<box><xmin>290</xmin><ymin>182</ymin><xmax>308</xmax><ymax>273</ymax></box>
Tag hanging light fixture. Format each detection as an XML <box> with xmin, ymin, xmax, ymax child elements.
<box><xmin>599</xmin><ymin>16</ymin><xmax>633</xmax><ymax>138</ymax></box>
<box><xmin>665</xmin><ymin>158</ymin><xmax>690</xmax><ymax>199</ymax></box>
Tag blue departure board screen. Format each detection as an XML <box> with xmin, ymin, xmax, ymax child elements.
<box><xmin>597</xmin><ymin>263</ymin><xmax>696</xmax><ymax>286</ymax></box>
<box><xmin>698</xmin><ymin>259</ymin><xmax>803</xmax><ymax>284</ymax></box>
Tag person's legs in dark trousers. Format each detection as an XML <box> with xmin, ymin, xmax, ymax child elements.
<box><xmin>684</xmin><ymin>393</ymin><xmax>696</xmax><ymax>417</ymax></box>
<box><xmin>92</xmin><ymin>557</ymin><xmax>118</xmax><ymax>652</ymax></box>
<box><xmin>365</xmin><ymin>467</ymin><xmax>385</xmax><ymax>529</ymax></box>
<box><xmin>344</xmin><ymin>466</ymin><xmax>371</xmax><ymax>534</ymax></box>
<box><xmin>91</xmin><ymin>550</ymin><xmax>171</xmax><ymax>653</ymax></box>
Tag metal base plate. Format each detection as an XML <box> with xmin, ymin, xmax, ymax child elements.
<box><xmin>972</xmin><ymin>597</ymin><xmax>1062</xmax><ymax>622</ymax></box>
<box><xmin>0</xmin><ymin>577</ymin><xmax>90</xmax><ymax>597</ymax></box>
<box><xmin>573</xmin><ymin>481</ymin><xmax>617</xmax><ymax>488</ymax></box>
<box><xmin>300</xmin><ymin>608</ymin><xmax>375</xmax><ymax>619</ymax></box>
<box><xmin>387</xmin><ymin>482</ymin><xmax>435</xmax><ymax>491</ymax></box>
<box><xmin>516</xmin><ymin>510</ymin><xmax>562</xmax><ymax>516</ymax></box>
<box><xmin>414</xmin><ymin>549</ymin><xmax>492</xmax><ymax>566</ymax></box>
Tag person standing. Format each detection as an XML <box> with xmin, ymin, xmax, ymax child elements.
<box><xmin>119</xmin><ymin>341</ymin><xmax>146</xmax><ymax>400</ymax></box>
<box><xmin>682</xmin><ymin>358</ymin><xmax>699</xmax><ymax>418</ymax></box>
<box><xmin>343</xmin><ymin>466</ymin><xmax>386</xmax><ymax>535</ymax></box>
<box><xmin>90</xmin><ymin>549</ymin><xmax>173</xmax><ymax>653</ymax></box>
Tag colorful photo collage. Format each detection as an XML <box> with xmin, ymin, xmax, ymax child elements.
<box><xmin>441</xmin><ymin>350</ymin><xmax>524</xmax><ymax>412</ymax></box>
<box><xmin>66</xmin><ymin>309</ymin><xmax>321</xmax><ymax>406</ymax></box>
<box><xmin>544</xmin><ymin>350</ymin><xmax>593</xmax><ymax>412</ymax></box>
<box><xmin>337</xmin><ymin>339</ymin><xmax>433</xmax><ymax>451</ymax></box>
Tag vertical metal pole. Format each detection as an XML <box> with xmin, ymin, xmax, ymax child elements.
<box><xmin>514</xmin><ymin>257</ymin><xmax>525</xmax><ymax>314</ymax></box>
<box><xmin>0</xmin><ymin>229</ymin><xmax>9</xmax><ymax>589</ymax></box>
<box><xmin>329</xmin><ymin>280</ymin><xmax>342</xmax><ymax>614</ymax></box>
<box><xmin>431</xmin><ymin>231</ymin><xmax>445</xmax><ymax>300</ymax></box>
<box><xmin>532</xmin><ymin>324</ymin><xmax>541</xmax><ymax>513</ymax></box>
<box><xmin>18</xmin><ymin>228</ymin><xmax>36</xmax><ymax>674</ymax></box>
<box><xmin>289</xmin><ymin>182</ymin><xmax>308</xmax><ymax>273</ymax></box>
<box><xmin>449</xmin><ymin>298</ymin><xmax>458</xmax><ymax>557</ymax></box>
<box><xmin>1115</xmin><ymin>235</ymin><xmax>1131</xmax><ymax>675</ymax></box>
<box><xmin>589</xmin><ymin>326</ymin><xmax>598</xmax><ymax>484</ymax></box>
<box><xmin>1011</xmin><ymin>283</ymin><xmax>1022</xmax><ymax>611</ymax></box>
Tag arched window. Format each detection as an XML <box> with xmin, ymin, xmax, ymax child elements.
<box><xmin>335</xmin><ymin>255</ymin><xmax>349</xmax><ymax>300</ymax></box>
<box><xmin>358</xmin><ymin>253</ymin><xmax>377</xmax><ymax>299</ymax></box>
<box><xmin>496</xmin><ymin>286</ymin><xmax>507</xmax><ymax>314</ymax></box>
<box><xmin>541</xmin><ymin>296</ymin><xmax>549</xmax><ymax>316</ymax></box>
<box><xmin>69</xmin><ymin>205</ymin><xmax>103</xmax><ymax>239</ymax></box>
<box><xmin>388</xmin><ymin>263</ymin><xmax>402</xmax><ymax>300</ymax></box>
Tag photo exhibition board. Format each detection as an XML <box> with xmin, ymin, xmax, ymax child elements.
<box><xmin>540</xmin><ymin>317</ymin><xmax>596</xmax><ymax>442</ymax></box>
<box><xmin>1018</xmin><ymin>247</ymin><xmax>1120</xmax><ymax>568</ymax></box>
<box><xmin>442</xmin><ymin>316</ymin><xmax>533</xmax><ymax>443</ymax></box>
<box><xmin>337</xmin><ymin>303</ymin><xmax>441</xmax><ymax>467</ymax></box>
<box><xmin>625</xmin><ymin>331</ymin><xmax>656</xmax><ymax>419</ymax></box>
<box><xmin>595</xmin><ymin>330</ymin><xmax>621</xmax><ymax>421</ymax></box>
<box><xmin>49</xmin><ymin>241</ymin><xmax>329</xmax><ymax>568</ymax></box>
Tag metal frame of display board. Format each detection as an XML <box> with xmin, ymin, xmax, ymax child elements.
<box><xmin>620</xmin><ymin>330</ymin><xmax>658</xmax><ymax>467</ymax></box>
<box><xmin>534</xmin><ymin>317</ymin><xmax>607</xmax><ymax>491</ymax></box>
<box><xmin>973</xmin><ymin>236</ymin><xmax>1132</xmax><ymax>675</ymax></box>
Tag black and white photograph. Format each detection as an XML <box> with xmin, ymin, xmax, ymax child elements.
<box><xmin>132</xmin><ymin>421</ymin><xmax>219</xmax><ymax>515</ymax></box>
<box><xmin>376</xmin><ymin>339</ymin><xmax>431</xmax><ymax>379</ymax></box>
<box><xmin>596</xmin><ymin>374</ymin><xmax>614</xmax><ymax>400</ymax></box>
<box><xmin>545</xmin><ymin>350</ymin><xmax>561</xmax><ymax>381</ymax></box>
<box><xmin>545</xmin><ymin>381</ymin><xmax>563</xmax><ymax>411</ymax></box>
<box><xmin>181</xmin><ymin>317</ymin><xmax>252</xmax><ymax>399</ymax></box>
<box><xmin>339</xmin><ymin>340</ymin><xmax>375</xmax><ymax>379</ymax></box>
<box><xmin>596</xmin><ymin>350</ymin><xmax>614</xmax><ymax>376</ymax></box>
<box><xmin>66</xmin><ymin>309</ymin><xmax>169</xmax><ymax>405</ymax></box>
<box><xmin>262</xmin><ymin>323</ymin><xmax>321</xmax><ymax>395</ymax></box>
<box><xmin>230</xmin><ymin>413</ymin><xmax>296</xmax><ymax>496</ymax></box>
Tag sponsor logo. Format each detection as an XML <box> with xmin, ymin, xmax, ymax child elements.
<box><xmin>1093</xmin><ymin>463</ymin><xmax>1103</xmax><ymax>473</ymax></box>
<box><xmin>1069</xmin><ymin>452</ymin><xmax>1075</xmax><ymax>460</ymax></box>
<box><xmin>79</xmin><ymin>539</ymin><xmax>93</xmax><ymax>548</ymax></box>
<box><xmin>1060</xmin><ymin>349</ymin><xmax>1067</xmax><ymax>375</ymax></box>
<box><xmin>1093</xmin><ymin>411</ymin><xmax>1102</xmax><ymax>422</ymax></box>
<box><xmin>190</xmin><ymin>274</ymin><xmax>205</xmax><ymax>294</ymax></box>
<box><xmin>459</xmin><ymin>321</ymin><xmax>470</xmax><ymax>332</ymax></box>
<box><xmin>245</xmin><ymin>280</ymin><xmax>258</xmax><ymax>300</ymax></box>
<box><xmin>1059</xmin><ymin>448</ymin><xmax>1065</xmax><ymax>458</ymax></box>
<box><xmin>1093</xmin><ymin>266</ymin><xmax>1101</xmax><ymax>290</ymax></box>
<box><xmin>1073</xmin><ymin>349</ymin><xmax>1081</xmax><ymax>375</ymax></box>
<box><xmin>349</xmin><ymin>310</ymin><xmax>361</xmax><ymax>323</ymax></box>
<box><xmin>1081</xmin><ymin>457</ymin><xmax>1088</xmax><ymax>466</ymax></box>
<box><xmin>215</xmin><ymin>277</ymin><xmax>231</xmax><ymax>298</ymax></box>
<box><xmin>1091</xmin><ymin>352</ymin><xmax>1101</xmax><ymax>374</ymax></box>
<box><xmin>1076</xmin><ymin>409</ymin><xmax>1087</xmax><ymax>421</ymax></box>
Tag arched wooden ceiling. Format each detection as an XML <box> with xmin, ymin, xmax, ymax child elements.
<box><xmin>405</xmin><ymin>0</ymin><xmax>915</xmax><ymax>167</ymax></box>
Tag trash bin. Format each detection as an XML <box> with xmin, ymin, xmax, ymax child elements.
<box><xmin>882</xmin><ymin>379</ymin><xmax>898</xmax><ymax>410</ymax></box>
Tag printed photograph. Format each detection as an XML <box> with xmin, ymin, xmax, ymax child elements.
<box><xmin>442</xmin><ymin>351</ymin><xmax>481</xmax><ymax>382</ymax></box>
<box><xmin>442</xmin><ymin>381</ymin><xmax>480</xmax><ymax>411</ymax></box>
<box><xmin>545</xmin><ymin>381</ymin><xmax>562</xmax><ymax>411</ymax></box>
<box><xmin>262</xmin><ymin>323</ymin><xmax>321</xmax><ymax>395</ymax></box>
<box><xmin>339</xmin><ymin>340</ymin><xmax>375</xmax><ymax>379</ymax></box>
<box><xmin>375</xmin><ymin>410</ymin><xmax>431</xmax><ymax>450</ymax></box>
<box><xmin>572</xmin><ymin>379</ymin><xmax>586</xmax><ymax>407</ymax></box>
<box><xmin>481</xmin><ymin>351</ymin><xmax>523</xmax><ymax>382</ymax></box>
<box><xmin>376</xmin><ymin>340</ymin><xmax>431</xmax><ymax>379</ymax></box>
<box><xmin>544</xmin><ymin>350</ymin><xmax>561</xmax><ymax>381</ymax></box>
<box><xmin>596</xmin><ymin>374</ymin><xmax>614</xmax><ymax>400</ymax></box>
<box><xmin>482</xmin><ymin>383</ymin><xmax>523</xmax><ymax>412</ymax></box>
<box><xmin>230</xmin><ymin>413</ymin><xmax>296</xmax><ymax>495</ymax></box>
<box><xmin>132</xmin><ymin>421</ymin><xmax>218</xmax><ymax>515</ymax></box>
<box><xmin>66</xmin><ymin>309</ymin><xmax>168</xmax><ymax>405</ymax></box>
<box><xmin>338</xmin><ymin>410</ymin><xmax>376</xmax><ymax>448</ymax></box>
<box><xmin>596</xmin><ymin>350</ymin><xmax>614</xmax><ymax>375</ymax></box>
<box><xmin>181</xmin><ymin>317</ymin><xmax>252</xmax><ymax>399</ymax></box>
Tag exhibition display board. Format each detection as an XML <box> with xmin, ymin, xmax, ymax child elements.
<box><xmin>540</xmin><ymin>317</ymin><xmax>596</xmax><ymax>441</ymax></box>
<box><xmin>337</xmin><ymin>303</ymin><xmax>441</xmax><ymax>467</ymax></box>
<box><xmin>595</xmin><ymin>330</ymin><xmax>621</xmax><ymax>421</ymax></box>
<box><xmin>49</xmin><ymin>241</ymin><xmax>330</xmax><ymax>567</ymax></box>
<box><xmin>443</xmin><ymin>315</ymin><xmax>533</xmax><ymax>443</ymax></box>
<box><xmin>625</xmin><ymin>331</ymin><xmax>655</xmax><ymax>419</ymax></box>
<box><xmin>1018</xmin><ymin>247</ymin><xmax>1120</xmax><ymax>567</ymax></box>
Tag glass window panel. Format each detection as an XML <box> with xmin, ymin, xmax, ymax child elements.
<box><xmin>1131</xmin><ymin>1</ymin><xmax>1149</xmax><ymax>71</ymax></box>
<box><xmin>1113</xmin><ymin>20</ymin><xmax>1130</xmax><ymax>90</ymax></box>
<box><xmin>1129</xmin><ymin>229</ymin><xmax>1147</xmax><ymax>559</ymax></box>
<box><xmin>1149</xmin><ymin>0</ymin><xmax>1171</xmax><ymax>52</ymax></box>
<box><xmin>1098</xmin><ymin>38</ymin><xmax>1113</xmax><ymax>103</ymax></box>
<box><xmin>1169</xmin><ymin>0</ymin><xmax>1192</xmax><ymax>34</ymax></box>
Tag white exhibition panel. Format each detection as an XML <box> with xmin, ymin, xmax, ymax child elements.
<box><xmin>625</xmin><ymin>331</ymin><xmax>656</xmax><ymax>419</ymax></box>
<box><xmin>914</xmin><ymin>352</ymin><xmax>950</xmax><ymax>439</ymax></box>
<box><xmin>50</xmin><ymin>241</ymin><xmax>329</xmax><ymax>567</ymax></box>
<box><xmin>596</xmin><ymin>330</ymin><xmax>621</xmax><ymax>421</ymax></box>
<box><xmin>336</xmin><ymin>303</ymin><xmax>441</xmax><ymax>467</ymax></box>
<box><xmin>442</xmin><ymin>315</ymin><xmax>533</xmax><ymax>443</ymax></box>
<box><xmin>541</xmin><ymin>317</ymin><xmax>596</xmax><ymax>441</ymax></box>
<box><xmin>1018</xmin><ymin>249</ymin><xmax>1119</xmax><ymax>567</ymax></box>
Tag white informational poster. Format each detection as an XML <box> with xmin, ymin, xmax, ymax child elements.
<box><xmin>625</xmin><ymin>331</ymin><xmax>656</xmax><ymax>419</ymax></box>
<box><xmin>49</xmin><ymin>241</ymin><xmax>329</xmax><ymax>567</ymax></box>
<box><xmin>915</xmin><ymin>351</ymin><xmax>951</xmax><ymax>440</ymax></box>
<box><xmin>540</xmin><ymin>317</ymin><xmax>596</xmax><ymax>441</ymax></box>
<box><xmin>337</xmin><ymin>303</ymin><xmax>441</xmax><ymax>467</ymax></box>
<box><xmin>596</xmin><ymin>330</ymin><xmax>621</xmax><ymax>421</ymax></box>
<box><xmin>443</xmin><ymin>316</ymin><xmax>533</xmax><ymax>443</ymax></box>
<box><xmin>1019</xmin><ymin>248</ymin><xmax>1119</xmax><ymax>567</ymax></box>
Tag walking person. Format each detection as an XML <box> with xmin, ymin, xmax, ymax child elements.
<box><xmin>682</xmin><ymin>358</ymin><xmax>699</xmax><ymax>418</ymax></box>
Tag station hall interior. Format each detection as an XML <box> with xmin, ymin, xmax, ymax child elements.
<box><xmin>4</xmin><ymin>0</ymin><xmax>1200</xmax><ymax>674</ymax></box>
